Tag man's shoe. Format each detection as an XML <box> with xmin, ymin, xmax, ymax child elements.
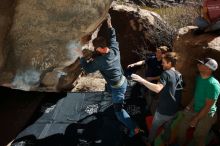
<box><xmin>128</xmin><ymin>127</ymin><xmax>145</xmax><ymax>137</ymax></box>
<box><xmin>134</xmin><ymin>127</ymin><xmax>145</xmax><ymax>135</ymax></box>
<box><xmin>133</xmin><ymin>128</ymin><xmax>152</xmax><ymax>146</ymax></box>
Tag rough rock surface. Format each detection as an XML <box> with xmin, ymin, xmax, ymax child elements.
<box><xmin>174</xmin><ymin>26</ymin><xmax>220</xmax><ymax>106</ymax></box>
<box><xmin>0</xmin><ymin>0</ymin><xmax>15</xmax><ymax>72</ymax></box>
<box><xmin>2</xmin><ymin>2</ymin><xmax>213</xmax><ymax>95</ymax></box>
<box><xmin>0</xmin><ymin>1</ymin><xmax>173</xmax><ymax>92</ymax></box>
<box><xmin>0</xmin><ymin>0</ymin><xmax>113</xmax><ymax>91</ymax></box>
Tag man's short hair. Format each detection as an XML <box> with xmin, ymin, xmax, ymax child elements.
<box><xmin>157</xmin><ymin>46</ymin><xmax>169</xmax><ymax>54</ymax></box>
<box><xmin>92</xmin><ymin>36</ymin><xmax>107</xmax><ymax>48</ymax></box>
<box><xmin>163</xmin><ymin>52</ymin><xmax>178</xmax><ymax>67</ymax></box>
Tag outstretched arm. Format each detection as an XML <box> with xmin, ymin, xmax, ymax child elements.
<box><xmin>131</xmin><ymin>74</ymin><xmax>164</xmax><ymax>93</ymax></box>
<box><xmin>107</xmin><ymin>14</ymin><xmax>119</xmax><ymax>50</ymax></box>
<box><xmin>127</xmin><ymin>60</ymin><xmax>145</xmax><ymax>68</ymax></box>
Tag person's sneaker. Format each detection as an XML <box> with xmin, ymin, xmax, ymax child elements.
<box><xmin>128</xmin><ymin>127</ymin><xmax>145</xmax><ymax>137</ymax></box>
<box><xmin>134</xmin><ymin>127</ymin><xmax>145</xmax><ymax>135</ymax></box>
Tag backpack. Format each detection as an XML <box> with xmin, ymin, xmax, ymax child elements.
<box><xmin>203</xmin><ymin>0</ymin><xmax>220</xmax><ymax>23</ymax></box>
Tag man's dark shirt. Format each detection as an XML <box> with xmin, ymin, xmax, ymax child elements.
<box><xmin>145</xmin><ymin>54</ymin><xmax>163</xmax><ymax>83</ymax></box>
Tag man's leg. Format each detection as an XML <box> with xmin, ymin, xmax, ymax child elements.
<box><xmin>193</xmin><ymin>113</ymin><xmax>217</xmax><ymax>146</ymax></box>
<box><xmin>162</xmin><ymin>114</ymin><xmax>176</xmax><ymax>144</ymax></box>
<box><xmin>111</xmin><ymin>79</ymin><xmax>136</xmax><ymax>137</ymax></box>
<box><xmin>148</xmin><ymin>111</ymin><xmax>174</xmax><ymax>143</ymax></box>
<box><xmin>177</xmin><ymin>111</ymin><xmax>196</xmax><ymax>146</ymax></box>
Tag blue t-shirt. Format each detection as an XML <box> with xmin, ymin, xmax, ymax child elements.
<box><xmin>157</xmin><ymin>69</ymin><xmax>182</xmax><ymax>116</ymax></box>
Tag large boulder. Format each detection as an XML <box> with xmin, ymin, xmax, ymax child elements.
<box><xmin>174</xmin><ymin>26</ymin><xmax>220</xmax><ymax>106</ymax></box>
<box><xmin>0</xmin><ymin>1</ymin><xmax>174</xmax><ymax>92</ymax></box>
<box><xmin>0</xmin><ymin>0</ymin><xmax>113</xmax><ymax>91</ymax></box>
<box><xmin>98</xmin><ymin>3</ymin><xmax>174</xmax><ymax>68</ymax></box>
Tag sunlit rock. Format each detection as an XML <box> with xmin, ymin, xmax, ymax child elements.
<box><xmin>0</xmin><ymin>0</ymin><xmax>113</xmax><ymax>91</ymax></box>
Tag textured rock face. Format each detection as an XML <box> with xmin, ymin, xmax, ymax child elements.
<box><xmin>174</xmin><ymin>26</ymin><xmax>220</xmax><ymax>106</ymax></box>
<box><xmin>0</xmin><ymin>0</ymin><xmax>113</xmax><ymax>91</ymax></box>
<box><xmin>0</xmin><ymin>1</ymin><xmax>173</xmax><ymax>92</ymax></box>
<box><xmin>0</xmin><ymin>0</ymin><xmax>15</xmax><ymax>71</ymax></box>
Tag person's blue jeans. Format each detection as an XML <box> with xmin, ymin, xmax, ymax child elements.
<box><xmin>148</xmin><ymin>111</ymin><xmax>175</xmax><ymax>143</ymax></box>
<box><xmin>111</xmin><ymin>79</ymin><xmax>136</xmax><ymax>137</ymax></box>
<box><xmin>195</xmin><ymin>16</ymin><xmax>220</xmax><ymax>31</ymax></box>
<box><xmin>195</xmin><ymin>16</ymin><xmax>209</xmax><ymax>30</ymax></box>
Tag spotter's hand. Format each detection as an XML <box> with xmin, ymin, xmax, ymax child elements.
<box><xmin>131</xmin><ymin>74</ymin><xmax>145</xmax><ymax>83</ymax></box>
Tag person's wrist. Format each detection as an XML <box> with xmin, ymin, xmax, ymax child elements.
<box><xmin>139</xmin><ymin>77</ymin><xmax>145</xmax><ymax>84</ymax></box>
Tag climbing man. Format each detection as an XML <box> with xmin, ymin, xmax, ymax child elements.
<box><xmin>79</xmin><ymin>14</ymin><xmax>143</xmax><ymax>139</ymax></box>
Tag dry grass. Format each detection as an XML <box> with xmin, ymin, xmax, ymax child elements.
<box><xmin>72</xmin><ymin>71</ymin><xmax>106</xmax><ymax>92</ymax></box>
<box><xmin>143</xmin><ymin>5</ymin><xmax>200</xmax><ymax>30</ymax></box>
